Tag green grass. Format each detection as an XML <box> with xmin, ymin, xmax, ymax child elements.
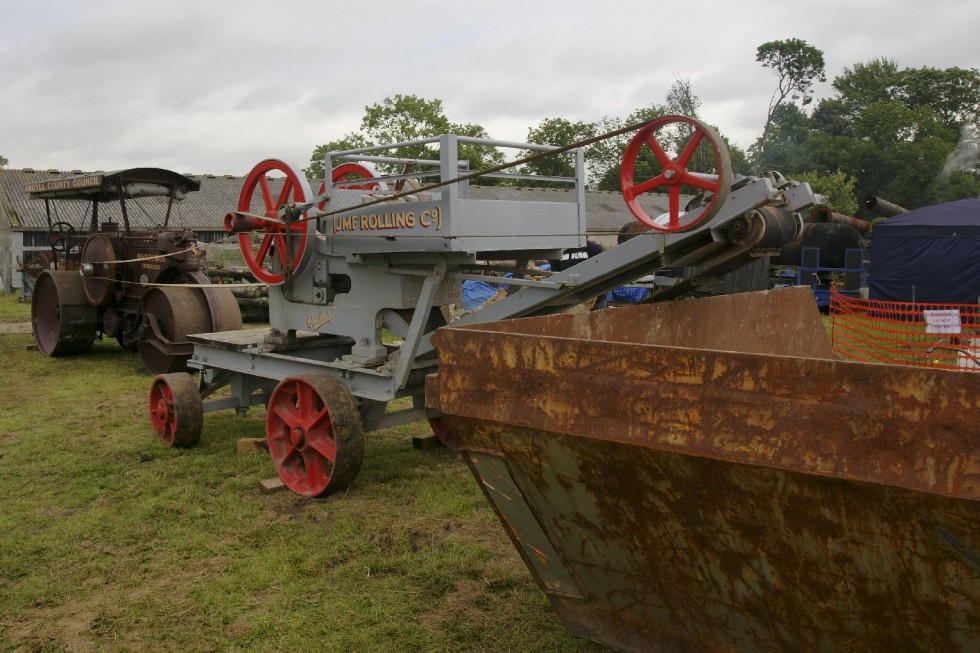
<box><xmin>0</xmin><ymin>330</ymin><xmax>602</xmax><ymax>652</ymax></box>
<box><xmin>0</xmin><ymin>292</ymin><xmax>30</xmax><ymax>323</ymax></box>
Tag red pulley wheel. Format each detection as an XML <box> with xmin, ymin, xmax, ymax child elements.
<box><xmin>266</xmin><ymin>374</ymin><xmax>366</xmax><ymax>497</ymax></box>
<box><xmin>620</xmin><ymin>115</ymin><xmax>732</xmax><ymax>233</ymax></box>
<box><xmin>237</xmin><ymin>159</ymin><xmax>313</xmax><ymax>285</ymax></box>
<box><xmin>316</xmin><ymin>162</ymin><xmax>388</xmax><ymax>211</ymax></box>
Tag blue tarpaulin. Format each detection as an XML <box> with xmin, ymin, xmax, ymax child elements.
<box><xmin>869</xmin><ymin>198</ymin><xmax>980</xmax><ymax>303</ymax></box>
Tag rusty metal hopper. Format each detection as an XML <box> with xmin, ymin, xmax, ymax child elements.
<box><xmin>427</xmin><ymin>286</ymin><xmax>980</xmax><ymax>652</ymax></box>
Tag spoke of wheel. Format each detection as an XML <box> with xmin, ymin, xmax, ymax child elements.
<box><xmin>273</xmin><ymin>442</ymin><xmax>300</xmax><ymax>468</ymax></box>
<box><xmin>307</xmin><ymin>434</ymin><xmax>337</xmax><ymax>466</ymax></box>
<box><xmin>676</xmin><ymin>130</ymin><xmax>705</xmax><ymax>168</ymax></box>
<box><xmin>295</xmin><ymin>383</ymin><xmax>315</xmax><ymax>424</ymax></box>
<box><xmin>273</xmin><ymin>234</ymin><xmax>290</xmax><ymax>267</ymax></box>
<box><xmin>255</xmin><ymin>233</ymin><xmax>275</xmax><ymax>266</ymax></box>
<box><xmin>308</xmin><ymin>408</ymin><xmax>333</xmax><ymax>437</ymax></box>
<box><xmin>303</xmin><ymin>450</ymin><xmax>330</xmax><ymax>487</ymax></box>
<box><xmin>269</xmin><ymin>401</ymin><xmax>300</xmax><ymax>431</ymax></box>
<box><xmin>681</xmin><ymin>172</ymin><xmax>721</xmax><ymax>193</ymax></box>
<box><xmin>276</xmin><ymin>178</ymin><xmax>294</xmax><ymax>210</ymax></box>
<box><xmin>669</xmin><ymin>186</ymin><xmax>681</xmax><ymax>225</ymax></box>
<box><xmin>258</xmin><ymin>176</ymin><xmax>274</xmax><ymax>211</ymax></box>
<box><xmin>644</xmin><ymin>135</ymin><xmax>672</xmax><ymax>168</ymax></box>
<box><xmin>634</xmin><ymin>173</ymin><xmax>667</xmax><ymax>196</ymax></box>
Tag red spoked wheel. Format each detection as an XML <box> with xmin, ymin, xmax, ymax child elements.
<box><xmin>266</xmin><ymin>375</ymin><xmax>366</xmax><ymax>497</ymax></box>
<box><xmin>237</xmin><ymin>159</ymin><xmax>313</xmax><ymax>285</ymax></box>
<box><xmin>316</xmin><ymin>163</ymin><xmax>388</xmax><ymax>210</ymax></box>
<box><xmin>149</xmin><ymin>372</ymin><xmax>203</xmax><ymax>448</ymax></box>
<box><xmin>620</xmin><ymin>115</ymin><xmax>732</xmax><ymax>233</ymax></box>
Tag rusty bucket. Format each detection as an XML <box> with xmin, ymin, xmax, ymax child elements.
<box><xmin>427</xmin><ymin>287</ymin><xmax>980</xmax><ymax>652</ymax></box>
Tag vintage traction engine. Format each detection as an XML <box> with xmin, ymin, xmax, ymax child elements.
<box><xmin>28</xmin><ymin>168</ymin><xmax>242</xmax><ymax>374</ymax></box>
<box><xmin>149</xmin><ymin>116</ymin><xmax>822</xmax><ymax>497</ymax></box>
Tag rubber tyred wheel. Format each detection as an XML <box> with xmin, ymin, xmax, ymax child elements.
<box><xmin>149</xmin><ymin>372</ymin><xmax>203</xmax><ymax>448</ymax></box>
<box><xmin>620</xmin><ymin>115</ymin><xmax>732</xmax><ymax>233</ymax></box>
<box><xmin>316</xmin><ymin>162</ymin><xmax>388</xmax><ymax>210</ymax></box>
<box><xmin>237</xmin><ymin>159</ymin><xmax>313</xmax><ymax>285</ymax></box>
<box><xmin>266</xmin><ymin>375</ymin><xmax>365</xmax><ymax>497</ymax></box>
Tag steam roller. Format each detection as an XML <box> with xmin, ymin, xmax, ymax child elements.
<box><xmin>25</xmin><ymin>168</ymin><xmax>242</xmax><ymax>374</ymax></box>
<box><xmin>142</xmin><ymin>116</ymin><xmax>980</xmax><ymax>649</ymax></box>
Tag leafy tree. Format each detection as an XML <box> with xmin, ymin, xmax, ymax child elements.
<box><xmin>753</xmin><ymin>103</ymin><xmax>812</xmax><ymax>173</ymax></box>
<box><xmin>792</xmin><ymin>170</ymin><xmax>859</xmax><ymax>216</ymax></box>
<box><xmin>517</xmin><ymin>117</ymin><xmax>596</xmax><ymax>187</ymax></box>
<box><xmin>0</xmin><ymin>154</ymin><xmax>7</xmax><ymax>168</ymax></box>
<box><xmin>590</xmin><ymin>105</ymin><xmax>667</xmax><ymax>191</ymax></box>
<box><xmin>306</xmin><ymin>133</ymin><xmax>370</xmax><ymax>180</ymax></box>
<box><xmin>808</xmin><ymin>63</ymin><xmax>980</xmax><ymax>208</ymax></box>
<box><xmin>753</xmin><ymin>38</ymin><xmax>826</xmax><ymax>163</ymax></box>
<box><xmin>306</xmin><ymin>94</ymin><xmax>503</xmax><ymax>185</ymax></box>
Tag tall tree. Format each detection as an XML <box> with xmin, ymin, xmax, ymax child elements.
<box><xmin>517</xmin><ymin>117</ymin><xmax>597</xmax><ymax>187</ymax></box>
<box><xmin>754</xmin><ymin>38</ymin><xmax>826</xmax><ymax>164</ymax></box>
<box><xmin>808</xmin><ymin>63</ymin><xmax>980</xmax><ymax>208</ymax></box>
<box><xmin>0</xmin><ymin>154</ymin><xmax>8</xmax><ymax>168</ymax></box>
<box><xmin>306</xmin><ymin>95</ymin><xmax>503</xmax><ymax>185</ymax></box>
<box><xmin>306</xmin><ymin>133</ymin><xmax>370</xmax><ymax>180</ymax></box>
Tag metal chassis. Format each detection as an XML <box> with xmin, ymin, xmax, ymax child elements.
<box><xmin>189</xmin><ymin>165</ymin><xmax>822</xmax><ymax>435</ymax></box>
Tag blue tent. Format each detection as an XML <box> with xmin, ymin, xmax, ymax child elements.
<box><xmin>869</xmin><ymin>198</ymin><xmax>980</xmax><ymax>303</ymax></box>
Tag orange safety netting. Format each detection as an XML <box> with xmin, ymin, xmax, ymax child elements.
<box><xmin>829</xmin><ymin>287</ymin><xmax>980</xmax><ymax>371</ymax></box>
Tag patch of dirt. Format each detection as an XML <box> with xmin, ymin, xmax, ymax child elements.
<box><xmin>0</xmin><ymin>322</ymin><xmax>31</xmax><ymax>334</ymax></box>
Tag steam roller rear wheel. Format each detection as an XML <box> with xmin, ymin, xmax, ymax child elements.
<box><xmin>266</xmin><ymin>374</ymin><xmax>365</xmax><ymax>497</ymax></box>
<box><xmin>31</xmin><ymin>270</ymin><xmax>97</xmax><ymax>356</ymax></box>
<box><xmin>138</xmin><ymin>286</ymin><xmax>211</xmax><ymax>375</ymax></box>
<box><xmin>149</xmin><ymin>372</ymin><xmax>203</xmax><ymax>447</ymax></box>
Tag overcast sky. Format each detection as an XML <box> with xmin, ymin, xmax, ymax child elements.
<box><xmin>2</xmin><ymin>0</ymin><xmax>978</xmax><ymax>176</ymax></box>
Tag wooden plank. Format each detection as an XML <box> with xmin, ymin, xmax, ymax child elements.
<box><xmin>259</xmin><ymin>477</ymin><xmax>286</xmax><ymax>493</ymax></box>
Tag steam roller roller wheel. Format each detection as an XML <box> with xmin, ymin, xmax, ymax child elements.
<box><xmin>236</xmin><ymin>159</ymin><xmax>313</xmax><ymax>285</ymax></box>
<box><xmin>138</xmin><ymin>286</ymin><xmax>211</xmax><ymax>375</ymax></box>
<box><xmin>149</xmin><ymin>372</ymin><xmax>203</xmax><ymax>447</ymax></box>
<box><xmin>31</xmin><ymin>269</ymin><xmax>97</xmax><ymax>356</ymax></box>
<box><xmin>209</xmin><ymin>286</ymin><xmax>243</xmax><ymax>333</ymax></box>
<box><xmin>266</xmin><ymin>374</ymin><xmax>366</xmax><ymax>497</ymax></box>
<box><xmin>620</xmin><ymin>115</ymin><xmax>732</xmax><ymax>233</ymax></box>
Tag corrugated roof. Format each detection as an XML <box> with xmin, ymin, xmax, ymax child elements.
<box><xmin>1</xmin><ymin>168</ymin><xmax>684</xmax><ymax>235</ymax></box>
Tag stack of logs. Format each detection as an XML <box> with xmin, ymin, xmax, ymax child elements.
<box><xmin>206</xmin><ymin>265</ymin><xmax>269</xmax><ymax>323</ymax></box>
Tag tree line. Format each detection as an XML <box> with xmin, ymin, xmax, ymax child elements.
<box><xmin>306</xmin><ymin>40</ymin><xmax>979</xmax><ymax>215</ymax></box>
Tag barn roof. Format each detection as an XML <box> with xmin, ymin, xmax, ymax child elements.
<box><xmin>1</xmin><ymin>167</ymin><xmax>681</xmax><ymax>235</ymax></box>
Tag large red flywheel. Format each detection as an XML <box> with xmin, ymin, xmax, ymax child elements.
<box><xmin>235</xmin><ymin>159</ymin><xmax>313</xmax><ymax>285</ymax></box>
<box><xmin>620</xmin><ymin>115</ymin><xmax>732</xmax><ymax>233</ymax></box>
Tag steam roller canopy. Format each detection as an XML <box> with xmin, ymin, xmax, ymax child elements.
<box><xmin>138</xmin><ymin>286</ymin><xmax>211</xmax><ymax>375</ymax></box>
<box><xmin>31</xmin><ymin>270</ymin><xmax>97</xmax><ymax>356</ymax></box>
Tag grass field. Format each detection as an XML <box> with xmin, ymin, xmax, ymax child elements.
<box><xmin>0</xmin><ymin>295</ymin><xmax>603</xmax><ymax>652</ymax></box>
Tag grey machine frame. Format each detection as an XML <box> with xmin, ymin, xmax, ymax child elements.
<box><xmin>188</xmin><ymin>132</ymin><xmax>820</xmax><ymax>434</ymax></box>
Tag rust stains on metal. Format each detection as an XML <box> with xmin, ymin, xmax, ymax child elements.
<box><xmin>428</xmin><ymin>287</ymin><xmax>980</xmax><ymax>652</ymax></box>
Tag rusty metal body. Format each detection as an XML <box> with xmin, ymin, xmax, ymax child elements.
<box><xmin>862</xmin><ymin>195</ymin><xmax>908</xmax><ymax>217</ymax></box>
<box><xmin>427</xmin><ymin>287</ymin><xmax>980</xmax><ymax>652</ymax></box>
<box><xmin>808</xmin><ymin>204</ymin><xmax>872</xmax><ymax>233</ymax></box>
